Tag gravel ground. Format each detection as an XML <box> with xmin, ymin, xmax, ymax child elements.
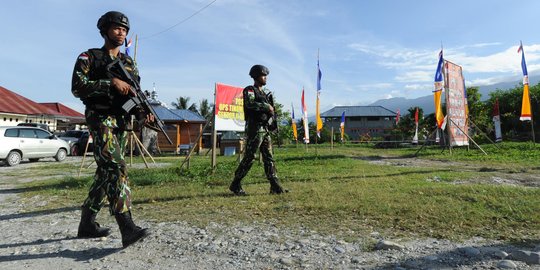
<box><xmin>0</xmin><ymin>156</ymin><xmax>539</xmax><ymax>269</ymax></box>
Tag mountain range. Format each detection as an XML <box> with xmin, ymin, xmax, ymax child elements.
<box><xmin>369</xmin><ymin>77</ymin><xmax>538</xmax><ymax>115</ymax></box>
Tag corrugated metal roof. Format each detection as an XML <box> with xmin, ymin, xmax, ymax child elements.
<box><xmin>151</xmin><ymin>104</ymin><xmax>206</xmax><ymax>123</ymax></box>
<box><xmin>170</xmin><ymin>109</ymin><xmax>206</xmax><ymax>123</ymax></box>
<box><xmin>152</xmin><ymin>106</ymin><xmax>185</xmax><ymax>121</ymax></box>
<box><xmin>0</xmin><ymin>86</ymin><xmax>58</xmax><ymax>115</ymax></box>
<box><xmin>321</xmin><ymin>106</ymin><xmax>396</xmax><ymax>118</ymax></box>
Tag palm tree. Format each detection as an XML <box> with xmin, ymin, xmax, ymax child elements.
<box><xmin>171</xmin><ymin>96</ymin><xmax>196</xmax><ymax>111</ymax></box>
<box><xmin>198</xmin><ymin>98</ymin><xmax>214</xmax><ymax>119</ymax></box>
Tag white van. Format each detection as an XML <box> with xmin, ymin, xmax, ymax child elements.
<box><xmin>0</xmin><ymin>126</ymin><xmax>70</xmax><ymax>166</ymax></box>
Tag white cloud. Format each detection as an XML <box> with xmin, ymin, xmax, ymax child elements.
<box><xmin>355</xmin><ymin>83</ymin><xmax>394</xmax><ymax>90</ymax></box>
<box><xmin>395</xmin><ymin>71</ymin><xmax>433</xmax><ymax>83</ymax></box>
<box><xmin>404</xmin><ymin>84</ymin><xmax>432</xmax><ymax>91</ymax></box>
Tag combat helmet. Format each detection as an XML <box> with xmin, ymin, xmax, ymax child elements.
<box><xmin>249</xmin><ymin>65</ymin><xmax>270</xmax><ymax>78</ymax></box>
<box><xmin>97</xmin><ymin>11</ymin><xmax>130</xmax><ymax>34</ymax></box>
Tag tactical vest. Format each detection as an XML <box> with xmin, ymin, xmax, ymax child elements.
<box><xmin>80</xmin><ymin>48</ymin><xmax>111</xmax><ymax>109</ymax></box>
<box><xmin>83</xmin><ymin>48</ymin><xmax>135</xmax><ymax>112</ymax></box>
<box><xmin>243</xmin><ymin>85</ymin><xmax>270</xmax><ymax>125</ymax></box>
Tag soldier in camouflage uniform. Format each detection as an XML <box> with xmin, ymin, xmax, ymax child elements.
<box><xmin>229</xmin><ymin>65</ymin><xmax>287</xmax><ymax>196</ymax></box>
<box><xmin>72</xmin><ymin>11</ymin><xmax>150</xmax><ymax>248</ymax></box>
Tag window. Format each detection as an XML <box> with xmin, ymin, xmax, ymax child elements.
<box><xmin>4</xmin><ymin>129</ymin><xmax>18</xmax><ymax>137</ymax></box>
<box><xmin>35</xmin><ymin>129</ymin><xmax>51</xmax><ymax>139</ymax></box>
<box><xmin>19</xmin><ymin>129</ymin><xmax>36</xmax><ymax>138</ymax></box>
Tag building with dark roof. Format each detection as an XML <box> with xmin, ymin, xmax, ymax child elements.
<box><xmin>147</xmin><ymin>91</ymin><xmax>207</xmax><ymax>153</ymax></box>
<box><xmin>320</xmin><ymin>105</ymin><xmax>397</xmax><ymax>140</ymax></box>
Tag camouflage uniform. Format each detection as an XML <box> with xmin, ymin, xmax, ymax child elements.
<box><xmin>231</xmin><ymin>85</ymin><xmax>284</xmax><ymax>194</ymax></box>
<box><xmin>72</xmin><ymin>47</ymin><xmax>139</xmax><ymax>215</ymax></box>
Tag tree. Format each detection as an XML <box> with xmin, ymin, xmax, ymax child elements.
<box><xmin>487</xmin><ymin>82</ymin><xmax>540</xmax><ymax>141</ymax></box>
<box><xmin>269</xmin><ymin>100</ymin><xmax>290</xmax><ymax>146</ymax></box>
<box><xmin>171</xmin><ymin>96</ymin><xmax>197</xmax><ymax>112</ymax></box>
<box><xmin>198</xmin><ymin>98</ymin><xmax>214</xmax><ymax>120</ymax></box>
<box><xmin>396</xmin><ymin>107</ymin><xmax>426</xmax><ymax>141</ymax></box>
<box><xmin>465</xmin><ymin>86</ymin><xmax>490</xmax><ymax>142</ymax></box>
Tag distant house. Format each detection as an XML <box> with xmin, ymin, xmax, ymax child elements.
<box><xmin>40</xmin><ymin>102</ymin><xmax>85</xmax><ymax>130</ymax></box>
<box><xmin>147</xmin><ymin>92</ymin><xmax>207</xmax><ymax>153</ymax></box>
<box><xmin>0</xmin><ymin>86</ymin><xmax>84</xmax><ymax>131</ymax></box>
<box><xmin>320</xmin><ymin>106</ymin><xmax>397</xmax><ymax>140</ymax></box>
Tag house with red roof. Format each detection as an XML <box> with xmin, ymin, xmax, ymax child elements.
<box><xmin>0</xmin><ymin>86</ymin><xmax>84</xmax><ymax>131</ymax></box>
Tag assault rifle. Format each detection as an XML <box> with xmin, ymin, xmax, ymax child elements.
<box><xmin>266</xmin><ymin>91</ymin><xmax>281</xmax><ymax>147</ymax></box>
<box><xmin>106</xmin><ymin>58</ymin><xmax>173</xmax><ymax>145</ymax></box>
<box><xmin>265</xmin><ymin>91</ymin><xmax>278</xmax><ymax>132</ymax></box>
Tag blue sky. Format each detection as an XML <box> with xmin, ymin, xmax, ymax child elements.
<box><xmin>1</xmin><ymin>0</ymin><xmax>539</xmax><ymax>116</ymax></box>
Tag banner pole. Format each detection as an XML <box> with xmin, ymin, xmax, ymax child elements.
<box><xmin>331</xmin><ymin>126</ymin><xmax>334</xmax><ymax>149</ymax></box>
<box><xmin>211</xmin><ymin>84</ymin><xmax>217</xmax><ymax>171</ymax></box>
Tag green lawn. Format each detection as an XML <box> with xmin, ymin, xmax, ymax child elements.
<box><xmin>20</xmin><ymin>142</ymin><xmax>540</xmax><ymax>241</ymax></box>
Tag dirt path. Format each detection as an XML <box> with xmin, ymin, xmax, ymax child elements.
<box><xmin>0</xmin><ymin>157</ymin><xmax>538</xmax><ymax>269</ymax></box>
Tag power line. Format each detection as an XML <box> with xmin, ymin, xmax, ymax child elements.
<box><xmin>140</xmin><ymin>0</ymin><xmax>218</xmax><ymax>40</ymax></box>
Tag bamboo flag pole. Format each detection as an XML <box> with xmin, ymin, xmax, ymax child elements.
<box><xmin>134</xmin><ymin>34</ymin><xmax>138</xmax><ymax>61</ymax></box>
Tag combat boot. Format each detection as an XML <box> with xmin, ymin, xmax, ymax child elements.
<box><xmin>77</xmin><ymin>207</ymin><xmax>111</xmax><ymax>238</ymax></box>
<box><xmin>269</xmin><ymin>178</ymin><xmax>288</xmax><ymax>194</ymax></box>
<box><xmin>115</xmin><ymin>211</ymin><xmax>150</xmax><ymax>248</ymax></box>
<box><xmin>229</xmin><ymin>178</ymin><xmax>247</xmax><ymax>196</ymax></box>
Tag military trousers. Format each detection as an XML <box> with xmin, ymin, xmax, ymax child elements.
<box><xmin>82</xmin><ymin>111</ymin><xmax>132</xmax><ymax>215</ymax></box>
<box><xmin>234</xmin><ymin>130</ymin><xmax>278</xmax><ymax>182</ymax></box>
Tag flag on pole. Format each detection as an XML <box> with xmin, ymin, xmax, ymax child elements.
<box><xmin>125</xmin><ymin>36</ymin><xmax>133</xmax><ymax>56</ymax></box>
<box><xmin>315</xmin><ymin>58</ymin><xmax>323</xmax><ymax>138</ymax></box>
<box><xmin>493</xmin><ymin>98</ymin><xmax>502</xmax><ymax>142</ymax></box>
<box><xmin>291</xmin><ymin>103</ymin><xmax>298</xmax><ymax>141</ymax></box>
<box><xmin>433</xmin><ymin>49</ymin><xmax>445</xmax><ymax>128</ymax></box>
<box><xmin>340</xmin><ymin>111</ymin><xmax>345</xmax><ymax>142</ymax></box>
<box><xmin>412</xmin><ymin>107</ymin><xmax>419</xmax><ymax>144</ymax></box>
<box><xmin>301</xmin><ymin>89</ymin><xmax>310</xmax><ymax>144</ymax></box>
<box><xmin>395</xmin><ymin>109</ymin><xmax>401</xmax><ymax>125</ymax></box>
<box><xmin>462</xmin><ymin>73</ymin><xmax>469</xmax><ymax>119</ymax></box>
<box><xmin>518</xmin><ymin>41</ymin><xmax>532</xmax><ymax>121</ymax></box>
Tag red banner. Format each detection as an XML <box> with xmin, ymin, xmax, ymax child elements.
<box><xmin>214</xmin><ymin>83</ymin><xmax>245</xmax><ymax>131</ymax></box>
<box><xmin>444</xmin><ymin>60</ymin><xmax>469</xmax><ymax>146</ymax></box>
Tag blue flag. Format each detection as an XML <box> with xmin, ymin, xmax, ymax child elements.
<box><xmin>317</xmin><ymin>59</ymin><xmax>322</xmax><ymax>91</ymax></box>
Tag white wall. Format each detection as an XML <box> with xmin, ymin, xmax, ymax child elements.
<box><xmin>0</xmin><ymin>113</ymin><xmax>57</xmax><ymax>130</ymax></box>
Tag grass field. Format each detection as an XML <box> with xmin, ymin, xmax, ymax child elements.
<box><xmin>19</xmin><ymin>142</ymin><xmax>540</xmax><ymax>242</ymax></box>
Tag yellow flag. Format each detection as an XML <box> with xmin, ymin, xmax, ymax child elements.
<box><xmin>316</xmin><ymin>91</ymin><xmax>323</xmax><ymax>137</ymax></box>
<box><xmin>434</xmin><ymin>90</ymin><xmax>445</xmax><ymax>128</ymax></box>
<box><xmin>519</xmin><ymin>42</ymin><xmax>532</xmax><ymax>121</ymax></box>
<box><xmin>433</xmin><ymin>50</ymin><xmax>445</xmax><ymax>128</ymax></box>
<box><xmin>521</xmin><ymin>84</ymin><xmax>532</xmax><ymax>121</ymax></box>
<box><xmin>292</xmin><ymin>121</ymin><xmax>298</xmax><ymax>140</ymax></box>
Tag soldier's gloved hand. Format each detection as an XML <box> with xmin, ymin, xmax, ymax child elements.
<box><xmin>111</xmin><ymin>78</ymin><xmax>134</xmax><ymax>96</ymax></box>
<box><xmin>145</xmin><ymin>114</ymin><xmax>155</xmax><ymax>124</ymax></box>
<box><xmin>268</xmin><ymin>105</ymin><xmax>275</xmax><ymax>116</ymax></box>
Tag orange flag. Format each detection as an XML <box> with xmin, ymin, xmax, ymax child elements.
<box><xmin>518</xmin><ymin>42</ymin><xmax>532</xmax><ymax>121</ymax></box>
<box><xmin>433</xmin><ymin>50</ymin><xmax>445</xmax><ymax>128</ymax></box>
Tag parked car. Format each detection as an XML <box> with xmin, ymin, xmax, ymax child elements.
<box><xmin>17</xmin><ymin>122</ymin><xmax>51</xmax><ymax>132</ymax></box>
<box><xmin>58</xmin><ymin>130</ymin><xmax>93</xmax><ymax>156</ymax></box>
<box><xmin>0</xmin><ymin>126</ymin><xmax>70</xmax><ymax>166</ymax></box>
